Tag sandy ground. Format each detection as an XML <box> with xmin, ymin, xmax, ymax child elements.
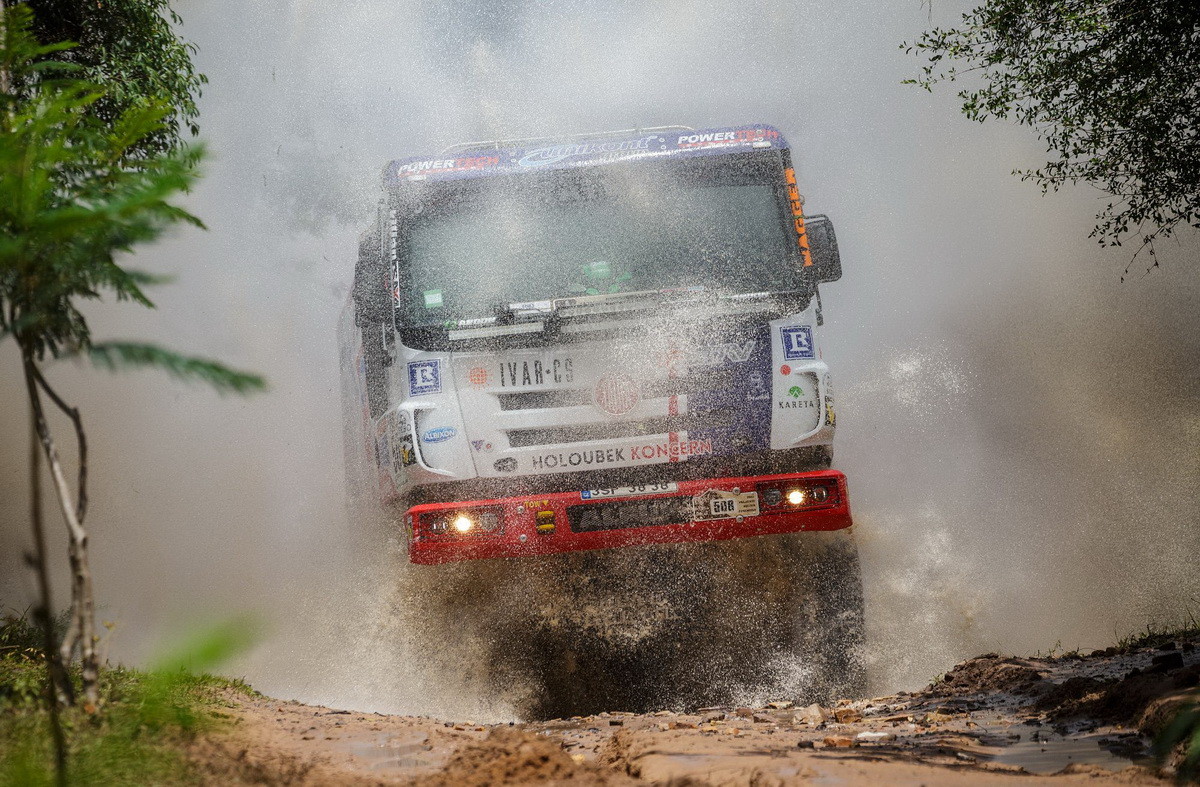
<box><xmin>190</xmin><ymin>635</ymin><xmax>1199</xmax><ymax>785</ymax></box>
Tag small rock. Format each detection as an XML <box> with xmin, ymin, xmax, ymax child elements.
<box><xmin>856</xmin><ymin>731</ymin><xmax>896</xmax><ymax>743</ymax></box>
<box><xmin>608</xmin><ymin>719</ymin><xmax>624</xmax><ymax>726</ymax></box>
<box><xmin>1151</xmin><ymin>652</ymin><xmax>1184</xmax><ymax>672</ymax></box>
<box><xmin>752</xmin><ymin>715</ymin><xmax>773</xmax><ymax>724</ymax></box>
<box><xmin>833</xmin><ymin>708</ymin><xmax>862</xmax><ymax>724</ymax></box>
<box><xmin>669</xmin><ymin>721</ymin><xmax>697</xmax><ymax>730</ymax></box>
<box><xmin>921</xmin><ymin>712</ymin><xmax>953</xmax><ymax>725</ymax></box>
<box><xmin>796</xmin><ymin>739</ymin><xmax>814</xmax><ymax>748</ymax></box>
<box><xmin>766</xmin><ymin>701</ymin><xmax>794</xmax><ymax>710</ymax></box>
<box><xmin>735</xmin><ymin>707</ymin><xmax>755</xmax><ymax>718</ymax></box>
<box><xmin>653</xmin><ymin>710</ymin><xmax>673</xmax><ymax>717</ymax></box>
<box><xmin>657</xmin><ymin>722</ymin><xmax>670</xmax><ymax>731</ymax></box>
<box><xmin>822</xmin><ymin>735</ymin><xmax>857</xmax><ymax>748</ymax></box>
<box><xmin>797</xmin><ymin>703</ymin><xmax>830</xmax><ymax>726</ymax></box>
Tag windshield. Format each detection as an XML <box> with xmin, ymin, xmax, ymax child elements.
<box><xmin>395</xmin><ymin>152</ymin><xmax>799</xmax><ymax>325</ymax></box>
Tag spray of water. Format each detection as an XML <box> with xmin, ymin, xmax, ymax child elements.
<box><xmin>1</xmin><ymin>0</ymin><xmax>1197</xmax><ymax>719</ymax></box>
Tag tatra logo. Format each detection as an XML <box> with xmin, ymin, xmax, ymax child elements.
<box><xmin>594</xmin><ymin>373</ymin><xmax>639</xmax><ymax>415</ymax></box>
<box><xmin>499</xmin><ymin>357</ymin><xmax>573</xmax><ymax>387</ymax></box>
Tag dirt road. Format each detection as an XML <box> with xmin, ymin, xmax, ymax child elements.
<box><xmin>192</xmin><ymin>633</ymin><xmax>1198</xmax><ymax>785</ymax></box>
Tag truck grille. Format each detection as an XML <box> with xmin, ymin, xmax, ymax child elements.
<box><xmin>506</xmin><ymin>409</ymin><xmax>738</xmax><ymax>448</ymax></box>
<box><xmin>497</xmin><ymin>369</ymin><xmax>735</xmax><ymax>412</ymax></box>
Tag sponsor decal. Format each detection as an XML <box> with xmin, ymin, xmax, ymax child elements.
<box><xmin>529</xmin><ymin>438</ymin><xmax>712</xmax><ymax>471</ymax></box>
<box><xmin>470</xmin><ymin>439</ymin><xmax>494</xmax><ymax>452</ymax></box>
<box><xmin>499</xmin><ymin>357</ymin><xmax>573</xmax><ymax>387</ymax></box>
<box><xmin>423</xmin><ymin>289</ymin><xmax>443</xmax><ymax>308</ymax></box>
<box><xmin>393</xmin><ymin>412</ymin><xmax>416</xmax><ymax>468</ymax></box>
<box><xmin>691</xmin><ymin>340</ymin><xmax>756</xmax><ymax>367</ymax></box>
<box><xmin>824</xmin><ymin>373</ymin><xmax>836</xmax><ymax>427</ymax></box>
<box><xmin>594</xmin><ymin>373</ymin><xmax>639</xmax><ymax>415</ymax></box>
<box><xmin>396</xmin><ymin>155</ymin><xmax>499</xmax><ymax>177</ymax></box>
<box><xmin>518</xmin><ymin>135</ymin><xmax>657</xmax><ymax>168</ymax></box>
<box><xmin>655</xmin><ymin>341</ymin><xmax>756</xmax><ymax>371</ymax></box>
<box><xmin>468</xmin><ymin>366</ymin><xmax>489</xmax><ymax>386</ymax></box>
<box><xmin>780</xmin><ymin>326</ymin><xmax>815</xmax><ymax>360</ymax></box>
<box><xmin>677</xmin><ymin>127</ymin><xmax>779</xmax><ymax>148</ymax></box>
<box><xmin>747</xmin><ymin>370</ymin><xmax>771</xmax><ymax>401</ymax></box>
<box><xmin>693</xmin><ymin>489</ymin><xmax>760</xmax><ymax>521</ymax></box>
<box><xmin>532</xmin><ymin>447</ymin><xmax>628</xmax><ymax>470</ymax></box>
<box><xmin>780</xmin><ymin>364</ymin><xmax>791</xmax><ymax>375</ymax></box>
<box><xmin>422</xmin><ymin>426</ymin><xmax>457</xmax><ymax>443</ymax></box>
<box><xmin>493</xmin><ymin>457</ymin><xmax>517</xmax><ymax>473</ymax></box>
<box><xmin>777</xmin><ymin>399</ymin><xmax>817</xmax><ymax>409</ymax></box>
<box><xmin>787</xmin><ymin>385</ymin><xmax>806</xmax><ymax>398</ymax></box>
<box><xmin>408</xmin><ymin>359</ymin><xmax>442</xmax><ymax>395</ymax></box>
<box><xmin>631</xmin><ymin>437</ymin><xmax>711</xmax><ymax>461</ymax></box>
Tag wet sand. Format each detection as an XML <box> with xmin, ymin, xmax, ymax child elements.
<box><xmin>190</xmin><ymin>634</ymin><xmax>1198</xmax><ymax>785</ymax></box>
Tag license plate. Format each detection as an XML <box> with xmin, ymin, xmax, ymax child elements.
<box><xmin>581</xmin><ymin>482</ymin><xmax>678</xmax><ymax>500</ymax></box>
<box><xmin>693</xmin><ymin>489</ymin><xmax>760</xmax><ymax>521</ymax></box>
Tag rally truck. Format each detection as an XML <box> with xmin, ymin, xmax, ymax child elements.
<box><xmin>340</xmin><ymin>124</ymin><xmax>864</xmax><ymax>716</ymax></box>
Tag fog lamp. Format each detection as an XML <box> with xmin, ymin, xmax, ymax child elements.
<box><xmin>453</xmin><ymin>514</ymin><xmax>474</xmax><ymax>533</ymax></box>
<box><xmin>786</xmin><ymin>489</ymin><xmax>806</xmax><ymax>506</ymax></box>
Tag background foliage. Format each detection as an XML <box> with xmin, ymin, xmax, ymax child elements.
<box><xmin>905</xmin><ymin>0</ymin><xmax>1200</xmax><ymax>275</ymax></box>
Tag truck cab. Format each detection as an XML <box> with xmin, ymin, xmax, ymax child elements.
<box><xmin>342</xmin><ymin>124</ymin><xmax>852</xmax><ymax>566</ymax></box>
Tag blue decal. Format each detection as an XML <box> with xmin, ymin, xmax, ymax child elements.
<box><xmin>423</xmin><ymin>426</ymin><xmax>456</xmax><ymax>443</ymax></box>
<box><xmin>408</xmin><ymin>359</ymin><xmax>442</xmax><ymax>395</ymax></box>
<box><xmin>581</xmin><ymin>490</ymin><xmax>594</xmax><ymax>500</ymax></box>
<box><xmin>780</xmin><ymin>326</ymin><xmax>815</xmax><ymax>360</ymax></box>
<box><xmin>687</xmin><ymin>323</ymin><xmax>772</xmax><ymax>458</ymax></box>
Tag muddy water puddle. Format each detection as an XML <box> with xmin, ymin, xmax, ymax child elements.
<box><xmin>338</xmin><ymin>731</ymin><xmax>438</xmax><ymax>772</ymax></box>
<box><xmin>982</xmin><ymin>724</ymin><xmax>1150</xmax><ymax>775</ymax></box>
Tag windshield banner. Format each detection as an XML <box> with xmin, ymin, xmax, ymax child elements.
<box><xmin>386</xmin><ymin>124</ymin><xmax>788</xmax><ymax>186</ymax></box>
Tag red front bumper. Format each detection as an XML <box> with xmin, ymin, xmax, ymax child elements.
<box><xmin>406</xmin><ymin>470</ymin><xmax>852</xmax><ymax>565</ymax></box>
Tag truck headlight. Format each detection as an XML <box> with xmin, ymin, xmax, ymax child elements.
<box><xmin>419</xmin><ymin>506</ymin><xmax>503</xmax><ymax>536</ymax></box>
<box><xmin>758</xmin><ymin>479</ymin><xmax>838</xmax><ymax>509</ymax></box>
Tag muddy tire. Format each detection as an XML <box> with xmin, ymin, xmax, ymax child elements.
<box><xmin>788</xmin><ymin>528</ymin><xmax>867</xmax><ymax>702</ymax></box>
<box><xmin>500</xmin><ymin>528</ymin><xmax>867</xmax><ymax>719</ymax></box>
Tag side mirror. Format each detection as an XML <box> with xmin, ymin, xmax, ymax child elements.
<box><xmin>804</xmin><ymin>214</ymin><xmax>842</xmax><ymax>284</ymax></box>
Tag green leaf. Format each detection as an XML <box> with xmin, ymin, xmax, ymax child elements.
<box><xmin>88</xmin><ymin>343</ymin><xmax>267</xmax><ymax>396</ymax></box>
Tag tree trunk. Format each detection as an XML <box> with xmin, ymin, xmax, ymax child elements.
<box><xmin>23</xmin><ymin>355</ymin><xmax>100</xmax><ymax>708</ymax></box>
<box><xmin>26</xmin><ymin>397</ymin><xmax>69</xmax><ymax>786</ymax></box>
